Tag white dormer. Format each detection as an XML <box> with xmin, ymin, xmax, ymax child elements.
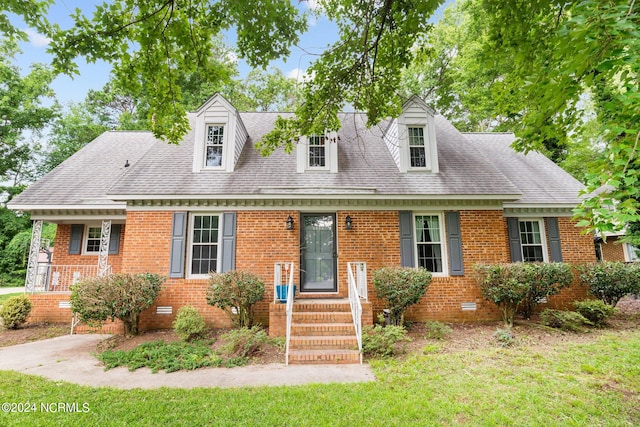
<box><xmin>193</xmin><ymin>93</ymin><xmax>248</xmax><ymax>173</ymax></box>
<box><xmin>296</xmin><ymin>131</ymin><xmax>338</xmax><ymax>173</ymax></box>
<box><xmin>384</xmin><ymin>95</ymin><xmax>439</xmax><ymax>173</ymax></box>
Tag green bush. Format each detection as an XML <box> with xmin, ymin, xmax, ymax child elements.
<box><xmin>373</xmin><ymin>267</ymin><xmax>432</xmax><ymax>326</ymax></box>
<box><xmin>207</xmin><ymin>271</ymin><xmax>265</xmax><ymax>328</ymax></box>
<box><xmin>578</xmin><ymin>262</ymin><xmax>640</xmax><ymax>307</ymax></box>
<box><xmin>362</xmin><ymin>325</ymin><xmax>410</xmax><ymax>357</ymax></box>
<box><xmin>475</xmin><ymin>264</ymin><xmax>529</xmax><ymax>327</ymax></box>
<box><xmin>219</xmin><ymin>326</ymin><xmax>270</xmax><ymax>362</ymax></box>
<box><xmin>423</xmin><ymin>321</ymin><xmax>452</xmax><ymax>340</ymax></box>
<box><xmin>173</xmin><ymin>306</ymin><xmax>209</xmax><ymax>342</ymax></box>
<box><xmin>0</xmin><ymin>294</ymin><xmax>32</xmax><ymax>329</ymax></box>
<box><xmin>573</xmin><ymin>299</ymin><xmax>615</xmax><ymax>326</ymax></box>
<box><xmin>70</xmin><ymin>273</ymin><xmax>165</xmax><ymax>336</ymax></box>
<box><xmin>540</xmin><ymin>309</ymin><xmax>592</xmax><ymax>332</ymax></box>
<box><xmin>519</xmin><ymin>262</ymin><xmax>574</xmax><ymax>319</ymax></box>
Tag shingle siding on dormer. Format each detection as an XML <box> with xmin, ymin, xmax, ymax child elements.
<box><xmin>383</xmin><ymin>120</ymin><xmax>401</xmax><ymax>170</ymax></box>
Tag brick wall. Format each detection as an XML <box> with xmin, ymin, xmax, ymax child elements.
<box><xmin>54</xmin><ymin>224</ymin><xmax>125</xmax><ymax>272</ymax></box>
<box><xmin>600</xmin><ymin>236</ymin><xmax>625</xmax><ymax>262</ymax></box>
<box><xmin>35</xmin><ymin>209</ymin><xmax>597</xmax><ymax>333</ymax></box>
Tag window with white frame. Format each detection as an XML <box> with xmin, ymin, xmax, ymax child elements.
<box><xmin>204</xmin><ymin>125</ymin><xmax>225</xmax><ymax>167</ymax></box>
<box><xmin>308</xmin><ymin>135</ymin><xmax>326</xmax><ymax>168</ymax></box>
<box><xmin>408</xmin><ymin>127</ymin><xmax>427</xmax><ymax>168</ymax></box>
<box><xmin>415</xmin><ymin>214</ymin><xmax>444</xmax><ymax>273</ymax></box>
<box><xmin>84</xmin><ymin>226</ymin><xmax>102</xmax><ymax>253</ymax></box>
<box><xmin>519</xmin><ymin>220</ymin><xmax>546</xmax><ymax>262</ymax></box>
<box><xmin>625</xmin><ymin>243</ymin><xmax>640</xmax><ymax>262</ymax></box>
<box><xmin>189</xmin><ymin>214</ymin><xmax>220</xmax><ymax>276</ymax></box>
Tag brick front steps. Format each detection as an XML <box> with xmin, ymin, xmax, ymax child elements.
<box><xmin>287</xmin><ymin>299</ymin><xmax>361</xmax><ymax>365</ymax></box>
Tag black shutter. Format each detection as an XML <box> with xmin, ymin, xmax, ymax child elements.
<box><xmin>220</xmin><ymin>212</ymin><xmax>237</xmax><ymax>272</ymax></box>
<box><xmin>545</xmin><ymin>217</ymin><xmax>563</xmax><ymax>262</ymax></box>
<box><xmin>169</xmin><ymin>212</ymin><xmax>187</xmax><ymax>278</ymax></box>
<box><xmin>507</xmin><ymin>217</ymin><xmax>523</xmax><ymax>262</ymax></box>
<box><xmin>109</xmin><ymin>224</ymin><xmax>121</xmax><ymax>255</ymax></box>
<box><xmin>399</xmin><ymin>211</ymin><xmax>415</xmax><ymax>267</ymax></box>
<box><xmin>446</xmin><ymin>211</ymin><xmax>464</xmax><ymax>276</ymax></box>
<box><xmin>69</xmin><ymin>224</ymin><xmax>83</xmax><ymax>255</ymax></box>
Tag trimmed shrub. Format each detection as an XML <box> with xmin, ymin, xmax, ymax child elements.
<box><xmin>207</xmin><ymin>270</ymin><xmax>265</xmax><ymax>328</ymax></box>
<box><xmin>540</xmin><ymin>309</ymin><xmax>592</xmax><ymax>332</ymax></box>
<box><xmin>70</xmin><ymin>273</ymin><xmax>165</xmax><ymax>336</ymax></box>
<box><xmin>475</xmin><ymin>264</ymin><xmax>529</xmax><ymax>327</ymax></box>
<box><xmin>0</xmin><ymin>294</ymin><xmax>32</xmax><ymax>329</ymax></box>
<box><xmin>574</xmin><ymin>299</ymin><xmax>615</xmax><ymax>326</ymax></box>
<box><xmin>362</xmin><ymin>325</ymin><xmax>410</xmax><ymax>357</ymax></box>
<box><xmin>578</xmin><ymin>262</ymin><xmax>640</xmax><ymax>307</ymax></box>
<box><xmin>423</xmin><ymin>321</ymin><xmax>452</xmax><ymax>341</ymax></box>
<box><xmin>173</xmin><ymin>306</ymin><xmax>209</xmax><ymax>342</ymax></box>
<box><xmin>373</xmin><ymin>267</ymin><xmax>432</xmax><ymax>326</ymax></box>
<box><xmin>519</xmin><ymin>262</ymin><xmax>574</xmax><ymax>319</ymax></box>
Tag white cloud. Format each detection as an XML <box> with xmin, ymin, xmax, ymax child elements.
<box><xmin>25</xmin><ymin>29</ymin><xmax>51</xmax><ymax>47</ymax></box>
<box><xmin>287</xmin><ymin>68</ymin><xmax>309</xmax><ymax>82</ymax></box>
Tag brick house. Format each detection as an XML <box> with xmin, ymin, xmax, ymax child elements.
<box><xmin>9</xmin><ymin>94</ymin><xmax>595</xmax><ymax>361</ymax></box>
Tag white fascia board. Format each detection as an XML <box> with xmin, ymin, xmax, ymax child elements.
<box><xmin>8</xmin><ymin>203</ymin><xmax>126</xmax><ymax>211</ymax></box>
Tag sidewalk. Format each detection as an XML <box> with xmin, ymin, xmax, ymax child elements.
<box><xmin>0</xmin><ymin>287</ymin><xmax>24</xmax><ymax>295</ymax></box>
<box><xmin>0</xmin><ymin>335</ymin><xmax>375</xmax><ymax>389</ymax></box>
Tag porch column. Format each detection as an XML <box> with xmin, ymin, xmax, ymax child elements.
<box><xmin>98</xmin><ymin>220</ymin><xmax>111</xmax><ymax>276</ymax></box>
<box><xmin>25</xmin><ymin>220</ymin><xmax>43</xmax><ymax>293</ymax></box>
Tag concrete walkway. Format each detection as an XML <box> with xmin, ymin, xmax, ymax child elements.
<box><xmin>0</xmin><ymin>287</ymin><xmax>24</xmax><ymax>295</ymax></box>
<box><xmin>0</xmin><ymin>335</ymin><xmax>376</xmax><ymax>389</ymax></box>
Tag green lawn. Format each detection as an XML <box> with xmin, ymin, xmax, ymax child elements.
<box><xmin>0</xmin><ymin>330</ymin><xmax>638</xmax><ymax>426</ymax></box>
<box><xmin>0</xmin><ymin>293</ymin><xmax>22</xmax><ymax>306</ymax></box>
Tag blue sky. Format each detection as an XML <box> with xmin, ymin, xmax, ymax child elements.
<box><xmin>11</xmin><ymin>1</ymin><xmax>448</xmax><ymax>107</ymax></box>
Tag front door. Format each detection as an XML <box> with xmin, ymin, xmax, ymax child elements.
<box><xmin>300</xmin><ymin>213</ymin><xmax>337</xmax><ymax>292</ymax></box>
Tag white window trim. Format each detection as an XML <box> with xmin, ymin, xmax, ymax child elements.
<box><xmin>186</xmin><ymin>213</ymin><xmax>222</xmax><ymax>279</ymax></box>
<box><xmin>82</xmin><ymin>223</ymin><xmax>103</xmax><ymax>255</ymax></box>
<box><xmin>296</xmin><ymin>134</ymin><xmax>338</xmax><ymax>173</ymax></box>
<box><xmin>519</xmin><ymin>218</ymin><xmax>549</xmax><ymax>262</ymax></box>
<box><xmin>307</xmin><ymin>135</ymin><xmax>329</xmax><ymax>170</ymax></box>
<box><xmin>623</xmin><ymin>243</ymin><xmax>640</xmax><ymax>262</ymax></box>
<box><xmin>202</xmin><ymin>124</ymin><xmax>227</xmax><ymax>170</ymax></box>
<box><xmin>407</xmin><ymin>126</ymin><xmax>428</xmax><ymax>170</ymax></box>
<box><xmin>413</xmin><ymin>212</ymin><xmax>448</xmax><ymax>277</ymax></box>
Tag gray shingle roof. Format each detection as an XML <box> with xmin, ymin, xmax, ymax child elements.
<box><xmin>9</xmin><ymin>112</ymin><xmax>583</xmax><ymax>209</ymax></box>
<box><xmin>463</xmin><ymin>132</ymin><xmax>584</xmax><ymax>205</ymax></box>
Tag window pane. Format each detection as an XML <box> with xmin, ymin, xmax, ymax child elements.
<box><xmin>86</xmin><ymin>226</ymin><xmax>102</xmax><ymax>252</ymax></box>
<box><xmin>410</xmin><ymin>147</ymin><xmax>426</xmax><ymax>167</ymax></box>
<box><xmin>519</xmin><ymin>220</ymin><xmax>544</xmax><ymax>262</ymax></box>
<box><xmin>408</xmin><ymin>127</ymin><xmax>424</xmax><ymax>145</ymax></box>
<box><xmin>205</xmin><ymin>125</ymin><xmax>224</xmax><ymax>167</ymax></box>
<box><xmin>206</xmin><ymin>146</ymin><xmax>223</xmax><ymax>166</ymax></box>
<box><xmin>415</xmin><ymin>215</ymin><xmax>443</xmax><ymax>272</ymax></box>
<box><xmin>308</xmin><ymin>135</ymin><xmax>326</xmax><ymax>167</ymax></box>
<box><xmin>191</xmin><ymin>215</ymin><xmax>220</xmax><ymax>275</ymax></box>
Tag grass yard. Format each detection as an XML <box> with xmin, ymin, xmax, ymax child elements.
<box><xmin>0</xmin><ymin>329</ymin><xmax>638</xmax><ymax>426</ymax></box>
<box><xmin>0</xmin><ymin>292</ymin><xmax>22</xmax><ymax>305</ymax></box>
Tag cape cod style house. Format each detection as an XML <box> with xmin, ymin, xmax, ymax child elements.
<box><xmin>9</xmin><ymin>94</ymin><xmax>595</xmax><ymax>363</ymax></box>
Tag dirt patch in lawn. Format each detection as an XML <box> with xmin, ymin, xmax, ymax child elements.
<box><xmin>0</xmin><ymin>322</ymin><xmax>69</xmax><ymax>348</ymax></box>
<box><xmin>402</xmin><ymin>296</ymin><xmax>640</xmax><ymax>356</ymax></box>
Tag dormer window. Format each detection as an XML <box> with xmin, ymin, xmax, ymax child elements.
<box><xmin>297</xmin><ymin>132</ymin><xmax>338</xmax><ymax>173</ymax></box>
<box><xmin>383</xmin><ymin>95</ymin><xmax>439</xmax><ymax>173</ymax></box>
<box><xmin>205</xmin><ymin>125</ymin><xmax>225</xmax><ymax>167</ymax></box>
<box><xmin>308</xmin><ymin>135</ymin><xmax>326</xmax><ymax>168</ymax></box>
<box><xmin>408</xmin><ymin>127</ymin><xmax>427</xmax><ymax>168</ymax></box>
<box><xmin>193</xmin><ymin>94</ymin><xmax>248</xmax><ymax>173</ymax></box>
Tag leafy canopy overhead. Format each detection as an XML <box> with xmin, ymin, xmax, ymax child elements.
<box><xmin>48</xmin><ymin>0</ymin><xmax>307</xmax><ymax>145</ymax></box>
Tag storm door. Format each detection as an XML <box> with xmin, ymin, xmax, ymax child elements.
<box><xmin>300</xmin><ymin>214</ymin><xmax>337</xmax><ymax>292</ymax></box>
